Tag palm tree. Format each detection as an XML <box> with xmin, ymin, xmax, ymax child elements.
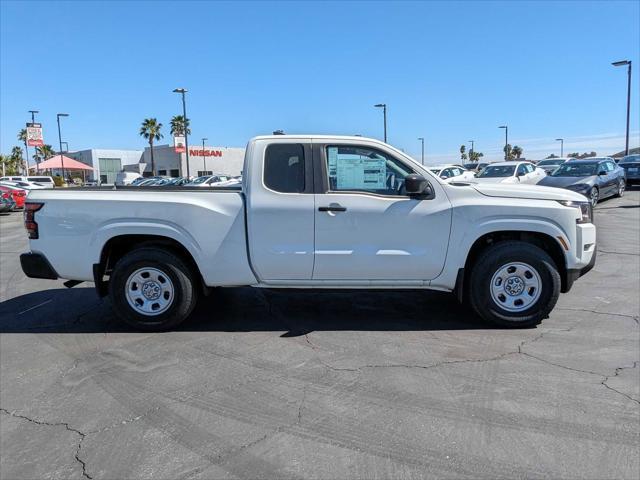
<box><xmin>36</xmin><ymin>144</ymin><xmax>56</xmax><ymax>161</ymax></box>
<box><xmin>18</xmin><ymin>129</ymin><xmax>29</xmax><ymax>174</ymax></box>
<box><xmin>140</xmin><ymin>118</ymin><xmax>164</xmax><ymax>176</ymax></box>
<box><xmin>11</xmin><ymin>146</ymin><xmax>26</xmax><ymax>174</ymax></box>
<box><xmin>170</xmin><ymin>115</ymin><xmax>190</xmax><ymax>136</ymax></box>
<box><xmin>459</xmin><ymin>145</ymin><xmax>467</xmax><ymax>161</ymax></box>
<box><xmin>512</xmin><ymin>145</ymin><xmax>523</xmax><ymax>159</ymax></box>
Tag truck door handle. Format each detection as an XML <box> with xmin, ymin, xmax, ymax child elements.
<box><xmin>318</xmin><ymin>205</ymin><xmax>347</xmax><ymax>212</ymax></box>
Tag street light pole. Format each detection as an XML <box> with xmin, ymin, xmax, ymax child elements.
<box><xmin>499</xmin><ymin>126</ymin><xmax>508</xmax><ymax>160</ymax></box>
<box><xmin>612</xmin><ymin>60</ymin><xmax>632</xmax><ymax>156</ymax></box>
<box><xmin>202</xmin><ymin>138</ymin><xmax>208</xmax><ymax>175</ymax></box>
<box><xmin>555</xmin><ymin>138</ymin><xmax>564</xmax><ymax>157</ymax></box>
<box><xmin>418</xmin><ymin>137</ymin><xmax>424</xmax><ymax>164</ymax></box>
<box><xmin>25</xmin><ymin>110</ymin><xmax>39</xmax><ymax>174</ymax></box>
<box><xmin>374</xmin><ymin>103</ymin><xmax>387</xmax><ymax>142</ymax></box>
<box><xmin>417</xmin><ymin>137</ymin><xmax>424</xmax><ymax>164</ymax></box>
<box><xmin>57</xmin><ymin>113</ymin><xmax>69</xmax><ymax>182</ymax></box>
<box><xmin>173</xmin><ymin>88</ymin><xmax>190</xmax><ymax>177</ymax></box>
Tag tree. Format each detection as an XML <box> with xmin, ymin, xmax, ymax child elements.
<box><xmin>170</xmin><ymin>115</ymin><xmax>190</xmax><ymax>137</ymax></box>
<box><xmin>10</xmin><ymin>146</ymin><xmax>26</xmax><ymax>174</ymax></box>
<box><xmin>459</xmin><ymin>145</ymin><xmax>467</xmax><ymax>161</ymax></box>
<box><xmin>469</xmin><ymin>150</ymin><xmax>484</xmax><ymax>162</ymax></box>
<box><xmin>140</xmin><ymin>118</ymin><xmax>164</xmax><ymax>176</ymax></box>
<box><xmin>36</xmin><ymin>144</ymin><xmax>55</xmax><ymax>161</ymax></box>
<box><xmin>512</xmin><ymin>145</ymin><xmax>523</xmax><ymax>159</ymax></box>
<box><xmin>545</xmin><ymin>153</ymin><xmax>559</xmax><ymax>159</ymax></box>
<box><xmin>568</xmin><ymin>151</ymin><xmax>597</xmax><ymax>159</ymax></box>
<box><xmin>18</xmin><ymin>129</ymin><xmax>29</xmax><ymax>173</ymax></box>
<box><xmin>503</xmin><ymin>144</ymin><xmax>513</xmax><ymax>160</ymax></box>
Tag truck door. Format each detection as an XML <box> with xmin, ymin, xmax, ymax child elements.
<box><xmin>312</xmin><ymin>142</ymin><xmax>452</xmax><ymax>281</ymax></box>
<box><xmin>246</xmin><ymin>140</ymin><xmax>315</xmax><ymax>280</ymax></box>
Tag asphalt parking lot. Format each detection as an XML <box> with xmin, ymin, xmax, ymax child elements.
<box><xmin>1</xmin><ymin>190</ymin><xmax>638</xmax><ymax>479</ymax></box>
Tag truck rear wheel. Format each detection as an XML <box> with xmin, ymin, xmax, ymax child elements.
<box><xmin>108</xmin><ymin>247</ymin><xmax>198</xmax><ymax>331</ymax></box>
<box><xmin>467</xmin><ymin>241</ymin><xmax>561</xmax><ymax>328</ymax></box>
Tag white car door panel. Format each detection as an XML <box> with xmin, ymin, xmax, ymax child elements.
<box><xmin>313</xmin><ymin>143</ymin><xmax>452</xmax><ymax>281</ymax></box>
<box><xmin>247</xmin><ymin>140</ymin><xmax>315</xmax><ymax>280</ymax></box>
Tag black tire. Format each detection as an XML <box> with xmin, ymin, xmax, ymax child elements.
<box><xmin>614</xmin><ymin>179</ymin><xmax>625</xmax><ymax>198</ymax></box>
<box><xmin>108</xmin><ymin>247</ymin><xmax>198</xmax><ymax>331</ymax></box>
<box><xmin>467</xmin><ymin>241</ymin><xmax>561</xmax><ymax>328</ymax></box>
<box><xmin>589</xmin><ymin>186</ymin><xmax>599</xmax><ymax>207</ymax></box>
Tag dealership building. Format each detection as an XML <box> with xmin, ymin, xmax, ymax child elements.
<box><xmin>66</xmin><ymin>149</ymin><xmax>144</xmax><ymax>184</ymax></box>
<box><xmin>134</xmin><ymin>144</ymin><xmax>245</xmax><ymax>178</ymax></box>
<box><xmin>66</xmin><ymin>144</ymin><xmax>245</xmax><ymax>184</ymax></box>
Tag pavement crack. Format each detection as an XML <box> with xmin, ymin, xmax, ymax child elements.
<box><xmin>297</xmin><ymin>386</ymin><xmax>307</xmax><ymax>425</ymax></box>
<box><xmin>602</xmin><ymin>362</ymin><xmax>640</xmax><ymax>405</ymax></box>
<box><xmin>0</xmin><ymin>408</ymin><xmax>92</xmax><ymax>478</ymax></box>
<box><xmin>556</xmin><ymin>307</ymin><xmax>639</xmax><ymax>323</ymax></box>
<box><xmin>518</xmin><ymin>352</ymin><xmax>602</xmax><ymax>376</ymax></box>
<box><xmin>596</xmin><ymin>249</ymin><xmax>639</xmax><ymax>256</ymax></box>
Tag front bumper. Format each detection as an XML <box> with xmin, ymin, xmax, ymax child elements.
<box><xmin>20</xmin><ymin>252</ymin><xmax>59</xmax><ymax>280</ymax></box>
<box><xmin>564</xmin><ymin>248</ymin><xmax>597</xmax><ymax>293</ymax></box>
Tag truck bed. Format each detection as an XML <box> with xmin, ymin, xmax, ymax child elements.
<box><xmin>25</xmin><ymin>188</ymin><xmax>257</xmax><ymax>286</ymax></box>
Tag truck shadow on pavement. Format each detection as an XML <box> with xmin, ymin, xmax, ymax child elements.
<box><xmin>0</xmin><ymin>286</ymin><xmax>490</xmax><ymax>334</ymax></box>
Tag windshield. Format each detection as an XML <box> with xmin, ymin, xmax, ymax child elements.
<box><xmin>190</xmin><ymin>176</ymin><xmax>210</xmax><ymax>185</ymax></box>
<box><xmin>477</xmin><ymin>165</ymin><xmax>515</xmax><ymax>178</ymax></box>
<box><xmin>620</xmin><ymin>155</ymin><xmax>640</xmax><ymax>164</ymax></box>
<box><xmin>429</xmin><ymin>169</ymin><xmax>441</xmax><ymax>175</ymax></box>
<box><xmin>552</xmin><ymin>163</ymin><xmax>598</xmax><ymax>177</ymax></box>
<box><xmin>538</xmin><ymin>159</ymin><xmax>564</xmax><ymax>166</ymax></box>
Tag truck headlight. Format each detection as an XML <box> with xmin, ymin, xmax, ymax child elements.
<box><xmin>557</xmin><ymin>200</ymin><xmax>592</xmax><ymax>224</ymax></box>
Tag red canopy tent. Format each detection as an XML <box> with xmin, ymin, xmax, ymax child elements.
<box><xmin>31</xmin><ymin>155</ymin><xmax>94</xmax><ymax>171</ymax></box>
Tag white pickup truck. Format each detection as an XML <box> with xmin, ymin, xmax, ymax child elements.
<box><xmin>20</xmin><ymin>135</ymin><xmax>596</xmax><ymax>331</ymax></box>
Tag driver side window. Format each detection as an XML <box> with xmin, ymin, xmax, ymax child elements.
<box><xmin>326</xmin><ymin>146</ymin><xmax>415</xmax><ymax>196</ymax></box>
<box><xmin>516</xmin><ymin>164</ymin><xmax>527</xmax><ymax>176</ymax></box>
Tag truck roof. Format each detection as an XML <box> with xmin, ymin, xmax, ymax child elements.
<box><xmin>250</xmin><ymin>134</ymin><xmax>385</xmax><ymax>143</ymax></box>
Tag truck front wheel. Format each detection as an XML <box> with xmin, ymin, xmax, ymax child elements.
<box><xmin>108</xmin><ymin>248</ymin><xmax>198</xmax><ymax>331</ymax></box>
<box><xmin>468</xmin><ymin>241</ymin><xmax>561</xmax><ymax>328</ymax></box>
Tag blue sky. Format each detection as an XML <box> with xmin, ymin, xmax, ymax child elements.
<box><xmin>1</xmin><ymin>0</ymin><xmax>639</xmax><ymax>164</ymax></box>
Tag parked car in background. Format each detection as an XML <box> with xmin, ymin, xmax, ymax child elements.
<box><xmin>619</xmin><ymin>154</ymin><xmax>640</xmax><ymax>185</ymax></box>
<box><xmin>463</xmin><ymin>162</ymin><xmax>490</xmax><ymax>173</ymax></box>
<box><xmin>0</xmin><ymin>175</ymin><xmax>55</xmax><ymax>188</ymax></box>
<box><xmin>0</xmin><ymin>184</ymin><xmax>27</xmax><ymax>209</ymax></box>
<box><xmin>538</xmin><ymin>157</ymin><xmax>625</xmax><ymax>206</ymax></box>
<box><xmin>115</xmin><ymin>172</ymin><xmax>142</xmax><ymax>186</ymax></box>
<box><xmin>428</xmin><ymin>165</ymin><xmax>476</xmax><ymax>183</ymax></box>
<box><xmin>0</xmin><ymin>190</ymin><xmax>16</xmax><ymax>212</ymax></box>
<box><xmin>473</xmin><ymin>161</ymin><xmax>546</xmax><ymax>185</ymax></box>
<box><xmin>537</xmin><ymin>158</ymin><xmax>569</xmax><ymax>175</ymax></box>
<box><xmin>186</xmin><ymin>174</ymin><xmax>231</xmax><ymax>187</ymax></box>
<box><xmin>0</xmin><ymin>180</ymin><xmax>47</xmax><ymax>190</ymax></box>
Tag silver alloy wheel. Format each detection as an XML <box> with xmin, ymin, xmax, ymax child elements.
<box><xmin>590</xmin><ymin>187</ymin><xmax>599</xmax><ymax>207</ymax></box>
<box><xmin>125</xmin><ymin>267</ymin><xmax>174</xmax><ymax>316</ymax></box>
<box><xmin>490</xmin><ymin>262</ymin><xmax>542</xmax><ymax>313</ymax></box>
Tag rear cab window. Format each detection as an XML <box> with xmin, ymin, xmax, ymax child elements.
<box><xmin>263</xmin><ymin>143</ymin><xmax>307</xmax><ymax>193</ymax></box>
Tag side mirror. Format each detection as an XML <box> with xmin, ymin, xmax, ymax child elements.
<box><xmin>405</xmin><ymin>174</ymin><xmax>431</xmax><ymax>197</ymax></box>
<box><xmin>598</xmin><ymin>170</ymin><xmax>607</xmax><ymax>176</ymax></box>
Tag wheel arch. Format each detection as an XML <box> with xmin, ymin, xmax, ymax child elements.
<box><xmin>455</xmin><ymin>230</ymin><xmax>570</xmax><ymax>301</ymax></box>
<box><xmin>94</xmin><ymin>234</ymin><xmax>205</xmax><ymax>297</ymax></box>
